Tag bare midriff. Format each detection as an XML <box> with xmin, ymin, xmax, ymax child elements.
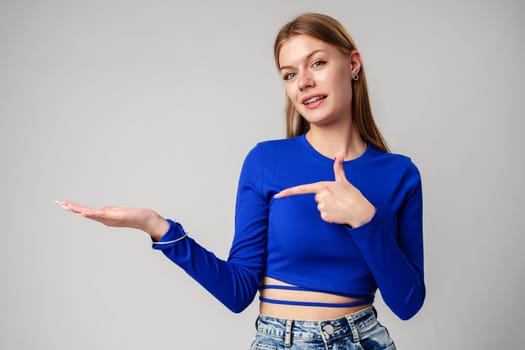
<box><xmin>259</xmin><ymin>277</ymin><xmax>373</xmax><ymax>321</ymax></box>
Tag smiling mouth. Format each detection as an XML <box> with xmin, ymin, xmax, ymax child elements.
<box><xmin>303</xmin><ymin>95</ymin><xmax>327</xmax><ymax>105</ymax></box>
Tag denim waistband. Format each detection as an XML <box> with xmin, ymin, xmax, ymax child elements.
<box><xmin>255</xmin><ymin>307</ymin><xmax>378</xmax><ymax>346</ymax></box>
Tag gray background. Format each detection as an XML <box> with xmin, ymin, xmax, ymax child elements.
<box><xmin>1</xmin><ymin>0</ymin><xmax>523</xmax><ymax>349</ymax></box>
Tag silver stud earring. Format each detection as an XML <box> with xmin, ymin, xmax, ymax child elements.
<box><xmin>353</xmin><ymin>73</ymin><xmax>359</xmax><ymax>81</ymax></box>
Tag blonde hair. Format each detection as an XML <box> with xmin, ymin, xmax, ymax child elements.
<box><xmin>274</xmin><ymin>13</ymin><xmax>389</xmax><ymax>152</ymax></box>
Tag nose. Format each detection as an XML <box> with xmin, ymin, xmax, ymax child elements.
<box><xmin>297</xmin><ymin>71</ymin><xmax>315</xmax><ymax>91</ymax></box>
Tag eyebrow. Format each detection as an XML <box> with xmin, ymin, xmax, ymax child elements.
<box><xmin>279</xmin><ymin>49</ymin><xmax>327</xmax><ymax>71</ymax></box>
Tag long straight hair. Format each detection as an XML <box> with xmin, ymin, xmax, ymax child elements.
<box><xmin>274</xmin><ymin>13</ymin><xmax>389</xmax><ymax>152</ymax></box>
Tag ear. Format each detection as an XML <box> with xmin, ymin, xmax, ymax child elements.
<box><xmin>348</xmin><ymin>49</ymin><xmax>362</xmax><ymax>77</ymax></box>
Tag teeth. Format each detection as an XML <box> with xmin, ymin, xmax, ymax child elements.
<box><xmin>304</xmin><ymin>96</ymin><xmax>326</xmax><ymax>105</ymax></box>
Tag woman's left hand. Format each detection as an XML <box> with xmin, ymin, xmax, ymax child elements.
<box><xmin>274</xmin><ymin>155</ymin><xmax>375</xmax><ymax>228</ymax></box>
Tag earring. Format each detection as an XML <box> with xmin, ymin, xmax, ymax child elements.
<box><xmin>353</xmin><ymin>73</ymin><xmax>359</xmax><ymax>81</ymax></box>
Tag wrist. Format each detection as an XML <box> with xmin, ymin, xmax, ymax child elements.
<box><xmin>144</xmin><ymin>211</ymin><xmax>170</xmax><ymax>241</ymax></box>
<box><xmin>348</xmin><ymin>204</ymin><xmax>376</xmax><ymax>228</ymax></box>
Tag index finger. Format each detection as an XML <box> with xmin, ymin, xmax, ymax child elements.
<box><xmin>274</xmin><ymin>182</ymin><xmax>326</xmax><ymax>198</ymax></box>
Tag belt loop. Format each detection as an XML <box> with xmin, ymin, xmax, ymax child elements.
<box><xmin>284</xmin><ymin>319</ymin><xmax>293</xmax><ymax>347</ymax></box>
<box><xmin>346</xmin><ymin>314</ymin><xmax>360</xmax><ymax>343</ymax></box>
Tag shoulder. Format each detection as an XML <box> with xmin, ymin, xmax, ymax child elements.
<box><xmin>240</xmin><ymin>137</ymin><xmax>298</xmax><ymax>168</ymax></box>
<box><xmin>246</xmin><ymin>137</ymin><xmax>301</xmax><ymax>160</ymax></box>
<box><xmin>370</xmin><ymin>145</ymin><xmax>417</xmax><ymax>167</ymax></box>
<box><xmin>367</xmin><ymin>145</ymin><xmax>421</xmax><ymax>182</ymax></box>
<box><xmin>238</xmin><ymin>137</ymin><xmax>301</xmax><ymax>189</ymax></box>
<box><xmin>255</xmin><ymin>137</ymin><xmax>299</xmax><ymax>151</ymax></box>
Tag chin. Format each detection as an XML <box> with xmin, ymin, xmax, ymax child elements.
<box><xmin>302</xmin><ymin>113</ymin><xmax>338</xmax><ymax>127</ymax></box>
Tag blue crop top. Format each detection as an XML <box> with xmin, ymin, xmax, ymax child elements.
<box><xmin>152</xmin><ymin>135</ymin><xmax>425</xmax><ymax>320</ymax></box>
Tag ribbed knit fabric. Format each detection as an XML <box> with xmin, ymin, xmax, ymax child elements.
<box><xmin>153</xmin><ymin>134</ymin><xmax>425</xmax><ymax>320</ymax></box>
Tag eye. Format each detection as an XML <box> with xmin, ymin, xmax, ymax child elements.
<box><xmin>312</xmin><ymin>60</ymin><xmax>326</xmax><ymax>68</ymax></box>
<box><xmin>283</xmin><ymin>72</ymin><xmax>297</xmax><ymax>81</ymax></box>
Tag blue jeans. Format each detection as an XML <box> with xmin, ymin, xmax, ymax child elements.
<box><xmin>251</xmin><ymin>307</ymin><xmax>396</xmax><ymax>350</ymax></box>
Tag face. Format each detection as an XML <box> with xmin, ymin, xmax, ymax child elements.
<box><xmin>278</xmin><ymin>35</ymin><xmax>361</xmax><ymax>128</ymax></box>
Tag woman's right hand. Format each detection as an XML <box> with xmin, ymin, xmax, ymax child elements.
<box><xmin>56</xmin><ymin>201</ymin><xmax>170</xmax><ymax>241</ymax></box>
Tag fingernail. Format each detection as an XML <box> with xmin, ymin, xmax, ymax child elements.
<box><xmin>56</xmin><ymin>202</ymin><xmax>66</xmax><ymax>208</ymax></box>
<box><xmin>56</xmin><ymin>201</ymin><xmax>71</xmax><ymax>211</ymax></box>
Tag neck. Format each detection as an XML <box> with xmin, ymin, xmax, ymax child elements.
<box><xmin>306</xmin><ymin>120</ymin><xmax>366</xmax><ymax>161</ymax></box>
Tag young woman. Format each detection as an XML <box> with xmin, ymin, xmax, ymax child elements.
<box><xmin>58</xmin><ymin>13</ymin><xmax>424</xmax><ymax>350</ymax></box>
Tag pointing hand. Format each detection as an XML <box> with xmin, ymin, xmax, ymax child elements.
<box><xmin>274</xmin><ymin>155</ymin><xmax>375</xmax><ymax>227</ymax></box>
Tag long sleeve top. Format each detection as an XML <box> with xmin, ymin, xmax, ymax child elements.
<box><xmin>153</xmin><ymin>134</ymin><xmax>425</xmax><ymax>320</ymax></box>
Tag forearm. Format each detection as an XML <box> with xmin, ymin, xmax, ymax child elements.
<box><xmin>348</xmin><ymin>213</ymin><xmax>425</xmax><ymax>320</ymax></box>
<box><xmin>152</xmin><ymin>220</ymin><xmax>263</xmax><ymax>313</ymax></box>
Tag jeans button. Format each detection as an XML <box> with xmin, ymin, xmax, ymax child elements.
<box><xmin>323</xmin><ymin>324</ymin><xmax>335</xmax><ymax>335</ymax></box>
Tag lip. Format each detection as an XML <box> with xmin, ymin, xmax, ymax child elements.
<box><xmin>301</xmin><ymin>94</ymin><xmax>327</xmax><ymax>109</ymax></box>
<box><xmin>301</xmin><ymin>94</ymin><xmax>327</xmax><ymax>104</ymax></box>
